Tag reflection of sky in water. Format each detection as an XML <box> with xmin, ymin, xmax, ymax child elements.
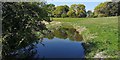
<box><xmin>4</xmin><ymin>27</ymin><xmax>84</xmax><ymax>58</ymax></box>
<box><xmin>34</xmin><ymin>37</ymin><xmax>84</xmax><ymax>58</ymax></box>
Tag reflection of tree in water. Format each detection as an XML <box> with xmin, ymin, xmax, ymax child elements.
<box><xmin>3</xmin><ymin>44</ymin><xmax>36</xmax><ymax>58</ymax></box>
<box><xmin>2</xmin><ymin>38</ymin><xmax>45</xmax><ymax>59</ymax></box>
<box><xmin>44</xmin><ymin>32</ymin><xmax>54</xmax><ymax>39</ymax></box>
<box><xmin>54</xmin><ymin>29</ymin><xmax>67</xmax><ymax>39</ymax></box>
<box><xmin>45</xmin><ymin>27</ymin><xmax>83</xmax><ymax>41</ymax></box>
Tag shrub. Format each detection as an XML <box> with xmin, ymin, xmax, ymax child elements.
<box><xmin>61</xmin><ymin>13</ymin><xmax>68</xmax><ymax>18</ymax></box>
<box><xmin>93</xmin><ymin>14</ymin><xmax>98</xmax><ymax>18</ymax></box>
<box><xmin>98</xmin><ymin>14</ymin><xmax>108</xmax><ymax>17</ymax></box>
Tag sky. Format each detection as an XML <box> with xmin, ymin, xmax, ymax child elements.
<box><xmin>47</xmin><ymin>0</ymin><xmax>109</xmax><ymax>11</ymax></box>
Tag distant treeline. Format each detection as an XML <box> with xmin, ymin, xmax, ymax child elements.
<box><xmin>45</xmin><ymin>2</ymin><xmax>120</xmax><ymax>18</ymax></box>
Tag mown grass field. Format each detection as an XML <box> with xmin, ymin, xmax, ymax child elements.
<box><xmin>53</xmin><ymin>17</ymin><xmax>119</xmax><ymax>58</ymax></box>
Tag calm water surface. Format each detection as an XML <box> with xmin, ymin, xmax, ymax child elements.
<box><xmin>34</xmin><ymin>37</ymin><xmax>84</xmax><ymax>58</ymax></box>
<box><xmin>3</xmin><ymin>27</ymin><xmax>85</xmax><ymax>58</ymax></box>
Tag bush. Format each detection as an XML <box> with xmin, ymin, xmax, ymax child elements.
<box><xmin>54</xmin><ymin>14</ymin><xmax>61</xmax><ymax>18</ymax></box>
<box><xmin>98</xmin><ymin>14</ymin><xmax>108</xmax><ymax>17</ymax></box>
<box><xmin>93</xmin><ymin>14</ymin><xmax>98</xmax><ymax>18</ymax></box>
<box><xmin>61</xmin><ymin>13</ymin><xmax>68</xmax><ymax>18</ymax></box>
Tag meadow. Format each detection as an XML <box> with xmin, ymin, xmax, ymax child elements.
<box><xmin>52</xmin><ymin>17</ymin><xmax>119</xmax><ymax>58</ymax></box>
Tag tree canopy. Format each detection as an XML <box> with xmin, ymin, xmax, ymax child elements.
<box><xmin>87</xmin><ymin>10</ymin><xmax>93</xmax><ymax>17</ymax></box>
<box><xmin>2</xmin><ymin>2</ymin><xmax>51</xmax><ymax>58</ymax></box>
<box><xmin>94</xmin><ymin>2</ymin><xmax>119</xmax><ymax>17</ymax></box>
<box><xmin>68</xmin><ymin>4</ymin><xmax>86</xmax><ymax>18</ymax></box>
<box><xmin>53</xmin><ymin>5</ymin><xmax>69</xmax><ymax>17</ymax></box>
<box><xmin>43</xmin><ymin>4</ymin><xmax>55</xmax><ymax>17</ymax></box>
<box><xmin>47</xmin><ymin>2</ymin><xmax>119</xmax><ymax>18</ymax></box>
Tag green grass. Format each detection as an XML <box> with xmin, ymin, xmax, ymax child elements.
<box><xmin>53</xmin><ymin>17</ymin><xmax>119</xmax><ymax>58</ymax></box>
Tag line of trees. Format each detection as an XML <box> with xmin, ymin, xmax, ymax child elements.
<box><xmin>45</xmin><ymin>2</ymin><xmax>120</xmax><ymax>18</ymax></box>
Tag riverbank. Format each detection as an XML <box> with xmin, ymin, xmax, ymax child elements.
<box><xmin>52</xmin><ymin>17</ymin><xmax>119</xmax><ymax>58</ymax></box>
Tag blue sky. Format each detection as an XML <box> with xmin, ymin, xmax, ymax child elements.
<box><xmin>47</xmin><ymin>0</ymin><xmax>108</xmax><ymax>11</ymax></box>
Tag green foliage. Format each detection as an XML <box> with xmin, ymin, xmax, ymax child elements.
<box><xmin>94</xmin><ymin>2</ymin><xmax>107</xmax><ymax>10</ymax></box>
<box><xmin>44</xmin><ymin>2</ymin><xmax>119</xmax><ymax>18</ymax></box>
<box><xmin>69</xmin><ymin>4</ymin><xmax>77</xmax><ymax>11</ymax></box>
<box><xmin>76</xmin><ymin>10</ymin><xmax>86</xmax><ymax>17</ymax></box>
<box><xmin>63</xmin><ymin>5</ymin><xmax>69</xmax><ymax>13</ymax></box>
<box><xmin>44</xmin><ymin>4</ymin><xmax>55</xmax><ymax>17</ymax></box>
<box><xmin>118</xmin><ymin>1</ymin><xmax>120</xmax><ymax>16</ymax></box>
<box><xmin>77</xmin><ymin>4</ymin><xmax>85</xmax><ymax>10</ymax></box>
<box><xmin>106</xmin><ymin>2</ymin><xmax>118</xmax><ymax>16</ymax></box>
<box><xmin>53</xmin><ymin>6</ymin><xmax>63</xmax><ymax>17</ymax></box>
<box><xmin>67</xmin><ymin>10</ymin><xmax>76</xmax><ymax>18</ymax></box>
<box><xmin>46</xmin><ymin>25</ymin><xmax>83</xmax><ymax>41</ymax></box>
<box><xmin>94</xmin><ymin>2</ymin><xmax>118</xmax><ymax>17</ymax></box>
<box><xmin>53</xmin><ymin>5</ymin><xmax>69</xmax><ymax>17</ymax></box>
<box><xmin>61</xmin><ymin>13</ymin><xmax>68</xmax><ymax>18</ymax></box>
<box><xmin>2</xmin><ymin>2</ymin><xmax>50</xmax><ymax>58</ymax></box>
<box><xmin>52</xmin><ymin>4</ymin><xmax>86</xmax><ymax>18</ymax></box>
<box><xmin>98</xmin><ymin>14</ymin><xmax>108</xmax><ymax>17</ymax></box>
<box><xmin>87</xmin><ymin>10</ymin><xmax>94</xmax><ymax>17</ymax></box>
<box><xmin>69</xmin><ymin>4</ymin><xmax>86</xmax><ymax>18</ymax></box>
<box><xmin>47</xmin><ymin>2</ymin><xmax>119</xmax><ymax>18</ymax></box>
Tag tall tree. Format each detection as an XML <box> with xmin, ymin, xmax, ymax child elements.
<box><xmin>2</xmin><ymin>2</ymin><xmax>50</xmax><ymax>58</ymax></box>
<box><xmin>118</xmin><ymin>1</ymin><xmax>120</xmax><ymax>16</ymax></box>
<box><xmin>64</xmin><ymin>5</ymin><xmax>69</xmax><ymax>13</ymax></box>
<box><xmin>69</xmin><ymin>4</ymin><xmax>86</xmax><ymax>18</ymax></box>
<box><xmin>94</xmin><ymin>2</ymin><xmax>118</xmax><ymax>17</ymax></box>
<box><xmin>53</xmin><ymin>5</ymin><xmax>69</xmax><ymax>17</ymax></box>
<box><xmin>44</xmin><ymin>4</ymin><xmax>55</xmax><ymax>17</ymax></box>
<box><xmin>87</xmin><ymin>10</ymin><xmax>93</xmax><ymax>17</ymax></box>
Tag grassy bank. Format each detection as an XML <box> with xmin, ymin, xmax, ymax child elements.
<box><xmin>52</xmin><ymin>17</ymin><xmax>119</xmax><ymax>58</ymax></box>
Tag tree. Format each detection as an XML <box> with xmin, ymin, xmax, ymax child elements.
<box><xmin>69</xmin><ymin>4</ymin><xmax>86</xmax><ymax>18</ymax></box>
<box><xmin>61</xmin><ymin>13</ymin><xmax>68</xmax><ymax>18</ymax></box>
<box><xmin>53</xmin><ymin>5</ymin><xmax>69</xmax><ymax>17</ymax></box>
<box><xmin>64</xmin><ymin>5</ymin><xmax>69</xmax><ymax>13</ymax></box>
<box><xmin>94</xmin><ymin>2</ymin><xmax>118</xmax><ymax>17</ymax></box>
<box><xmin>2</xmin><ymin>2</ymin><xmax>50</xmax><ymax>58</ymax></box>
<box><xmin>106</xmin><ymin>2</ymin><xmax>118</xmax><ymax>16</ymax></box>
<box><xmin>118</xmin><ymin>1</ymin><xmax>120</xmax><ymax>16</ymax></box>
<box><xmin>44</xmin><ymin>4</ymin><xmax>55</xmax><ymax>17</ymax></box>
<box><xmin>77</xmin><ymin>4</ymin><xmax>85</xmax><ymax>10</ymax></box>
<box><xmin>87</xmin><ymin>10</ymin><xmax>94</xmax><ymax>17</ymax></box>
<box><xmin>76</xmin><ymin>10</ymin><xmax>86</xmax><ymax>17</ymax></box>
<box><xmin>69</xmin><ymin>4</ymin><xmax>77</xmax><ymax>11</ymax></box>
<box><xmin>53</xmin><ymin>6</ymin><xmax>64</xmax><ymax>17</ymax></box>
<box><xmin>67</xmin><ymin>10</ymin><xmax>76</xmax><ymax>17</ymax></box>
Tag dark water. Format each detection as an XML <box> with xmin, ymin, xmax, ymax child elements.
<box><xmin>2</xmin><ymin>27</ymin><xmax>85</xmax><ymax>58</ymax></box>
<box><xmin>34</xmin><ymin>38</ymin><xmax>84</xmax><ymax>58</ymax></box>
